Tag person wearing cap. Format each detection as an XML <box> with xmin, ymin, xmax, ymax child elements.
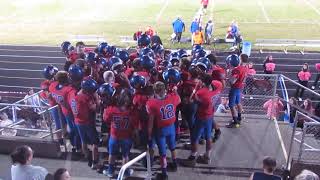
<box><xmin>172</xmin><ymin>16</ymin><xmax>185</xmax><ymax>43</ymax></box>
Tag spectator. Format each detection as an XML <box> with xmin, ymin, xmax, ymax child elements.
<box><xmin>172</xmin><ymin>16</ymin><xmax>185</xmax><ymax>43</ymax></box>
<box><xmin>245</xmin><ymin>62</ymin><xmax>256</xmax><ymax>96</ymax></box>
<box><xmin>295</xmin><ymin>63</ymin><xmax>311</xmax><ymax>101</ymax></box>
<box><xmin>295</xmin><ymin>170</ymin><xmax>319</xmax><ymax>180</ymax></box>
<box><xmin>24</xmin><ymin>88</ymin><xmax>41</xmax><ymax>113</ymax></box>
<box><xmin>216</xmin><ymin>97</ymin><xmax>230</xmax><ymax>114</ymax></box>
<box><xmin>11</xmin><ymin>145</ymin><xmax>49</xmax><ymax>180</ymax></box>
<box><xmin>193</xmin><ymin>29</ymin><xmax>204</xmax><ymax>46</ymax></box>
<box><xmin>263</xmin><ymin>97</ymin><xmax>284</xmax><ymax>120</ymax></box>
<box><xmin>201</xmin><ymin>0</ymin><xmax>209</xmax><ymax>14</ymax></box>
<box><xmin>204</xmin><ymin>19</ymin><xmax>214</xmax><ymax>44</ymax></box>
<box><xmin>190</xmin><ymin>18</ymin><xmax>200</xmax><ymax>45</ymax></box>
<box><xmin>249</xmin><ymin>156</ymin><xmax>281</xmax><ymax>180</ymax></box>
<box><xmin>311</xmin><ymin>63</ymin><xmax>320</xmax><ymax>90</ymax></box>
<box><xmin>0</xmin><ymin>112</ymin><xmax>17</xmax><ymax>136</ymax></box>
<box><xmin>298</xmin><ymin>98</ymin><xmax>314</xmax><ymax>128</ymax></box>
<box><xmin>54</xmin><ymin>168</ymin><xmax>71</xmax><ymax>180</ymax></box>
<box><xmin>263</xmin><ymin>55</ymin><xmax>276</xmax><ymax>74</ymax></box>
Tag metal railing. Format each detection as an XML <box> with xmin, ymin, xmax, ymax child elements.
<box><xmin>0</xmin><ymin>103</ymin><xmax>61</xmax><ymax>141</ymax></box>
<box><xmin>117</xmin><ymin>150</ymin><xmax>152</xmax><ymax>180</ymax></box>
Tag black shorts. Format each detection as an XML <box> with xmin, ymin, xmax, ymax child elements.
<box><xmin>203</xmin><ymin>5</ymin><xmax>208</xmax><ymax>9</ymax></box>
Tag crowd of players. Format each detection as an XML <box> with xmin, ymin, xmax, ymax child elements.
<box><xmin>39</xmin><ymin>33</ymin><xmax>248</xmax><ymax>179</ymax></box>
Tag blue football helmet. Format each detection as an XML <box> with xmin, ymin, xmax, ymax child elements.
<box><xmin>226</xmin><ymin>54</ymin><xmax>240</xmax><ymax>67</ymax></box>
<box><xmin>109</xmin><ymin>56</ymin><xmax>123</xmax><ymax>71</ymax></box>
<box><xmin>115</xmin><ymin>50</ymin><xmax>129</xmax><ymax>63</ymax></box>
<box><xmin>68</xmin><ymin>64</ymin><xmax>84</xmax><ymax>82</ymax></box>
<box><xmin>163</xmin><ymin>68</ymin><xmax>181</xmax><ymax>84</ymax></box>
<box><xmin>151</xmin><ymin>44</ymin><xmax>164</xmax><ymax>55</ymax></box>
<box><xmin>177</xmin><ymin>49</ymin><xmax>188</xmax><ymax>58</ymax></box>
<box><xmin>141</xmin><ymin>55</ymin><xmax>155</xmax><ymax>70</ymax></box>
<box><xmin>106</xmin><ymin>45</ymin><xmax>117</xmax><ymax>56</ymax></box>
<box><xmin>98</xmin><ymin>83</ymin><xmax>115</xmax><ymax>97</ymax></box>
<box><xmin>85</xmin><ymin>52</ymin><xmax>97</xmax><ymax>65</ymax></box>
<box><xmin>138</xmin><ymin>34</ymin><xmax>151</xmax><ymax>47</ymax></box>
<box><xmin>140</xmin><ymin>47</ymin><xmax>155</xmax><ymax>58</ymax></box>
<box><xmin>169</xmin><ymin>52</ymin><xmax>180</xmax><ymax>66</ymax></box>
<box><xmin>196</xmin><ymin>57</ymin><xmax>211</xmax><ymax>71</ymax></box>
<box><xmin>61</xmin><ymin>41</ymin><xmax>72</xmax><ymax>55</ymax></box>
<box><xmin>98</xmin><ymin>42</ymin><xmax>108</xmax><ymax>54</ymax></box>
<box><xmin>81</xmin><ymin>78</ymin><xmax>98</xmax><ymax>93</ymax></box>
<box><xmin>130</xmin><ymin>75</ymin><xmax>147</xmax><ymax>89</ymax></box>
<box><xmin>194</xmin><ymin>49</ymin><xmax>207</xmax><ymax>59</ymax></box>
<box><xmin>42</xmin><ymin>65</ymin><xmax>58</xmax><ymax>80</ymax></box>
<box><xmin>192</xmin><ymin>44</ymin><xmax>203</xmax><ymax>55</ymax></box>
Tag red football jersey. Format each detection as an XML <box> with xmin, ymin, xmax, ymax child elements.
<box><xmin>70</xmin><ymin>91</ymin><xmax>96</xmax><ymax>125</ymax></box>
<box><xmin>103</xmin><ymin>106</ymin><xmax>138</xmax><ymax>139</ymax></box>
<box><xmin>133</xmin><ymin>93</ymin><xmax>150</xmax><ymax>129</ymax></box>
<box><xmin>195</xmin><ymin>80</ymin><xmax>222</xmax><ymax>120</ymax></box>
<box><xmin>40</xmin><ymin>80</ymin><xmax>56</xmax><ymax>106</ymax></box>
<box><xmin>49</xmin><ymin>81</ymin><xmax>73</xmax><ymax>115</ymax></box>
<box><xmin>146</xmin><ymin>94</ymin><xmax>181</xmax><ymax>128</ymax></box>
<box><xmin>67</xmin><ymin>52</ymin><xmax>79</xmax><ymax>64</ymax></box>
<box><xmin>231</xmin><ymin>65</ymin><xmax>248</xmax><ymax>89</ymax></box>
<box><xmin>211</xmin><ymin>65</ymin><xmax>226</xmax><ymax>81</ymax></box>
<box><xmin>181</xmin><ymin>70</ymin><xmax>191</xmax><ymax>82</ymax></box>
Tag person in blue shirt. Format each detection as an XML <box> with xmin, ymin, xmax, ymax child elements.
<box><xmin>204</xmin><ymin>19</ymin><xmax>214</xmax><ymax>44</ymax></box>
<box><xmin>249</xmin><ymin>157</ymin><xmax>281</xmax><ymax>180</ymax></box>
<box><xmin>190</xmin><ymin>18</ymin><xmax>200</xmax><ymax>45</ymax></box>
<box><xmin>172</xmin><ymin>16</ymin><xmax>185</xmax><ymax>43</ymax></box>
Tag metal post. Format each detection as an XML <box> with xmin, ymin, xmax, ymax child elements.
<box><xmin>285</xmin><ymin>111</ymin><xmax>299</xmax><ymax>170</ymax></box>
<box><xmin>47</xmin><ymin>109</ymin><xmax>54</xmax><ymax>142</ymax></box>
<box><xmin>146</xmin><ymin>148</ymin><xmax>152</xmax><ymax>180</ymax></box>
<box><xmin>298</xmin><ymin>113</ymin><xmax>305</xmax><ymax>162</ymax></box>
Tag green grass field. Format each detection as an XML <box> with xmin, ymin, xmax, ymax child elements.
<box><xmin>0</xmin><ymin>0</ymin><xmax>320</xmax><ymax>50</ymax></box>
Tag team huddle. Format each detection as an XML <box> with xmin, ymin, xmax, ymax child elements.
<box><xmin>39</xmin><ymin>33</ymin><xmax>248</xmax><ymax>179</ymax></box>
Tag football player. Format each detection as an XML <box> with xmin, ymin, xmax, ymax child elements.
<box><xmin>187</xmin><ymin>74</ymin><xmax>222</xmax><ymax>166</ymax></box>
<box><xmin>226</xmin><ymin>54</ymin><xmax>248</xmax><ymax>128</ymax></box>
<box><xmin>146</xmin><ymin>81</ymin><xmax>181</xmax><ymax>180</ymax></box>
<box><xmin>103</xmin><ymin>89</ymin><xmax>138</xmax><ymax>178</ymax></box>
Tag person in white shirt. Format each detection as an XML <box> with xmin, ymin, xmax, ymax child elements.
<box><xmin>215</xmin><ymin>97</ymin><xmax>230</xmax><ymax>114</ymax></box>
<box><xmin>24</xmin><ymin>88</ymin><xmax>41</xmax><ymax>113</ymax></box>
<box><xmin>11</xmin><ymin>145</ymin><xmax>48</xmax><ymax>180</ymax></box>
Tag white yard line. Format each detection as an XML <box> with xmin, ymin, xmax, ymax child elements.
<box><xmin>302</xmin><ymin>0</ymin><xmax>320</xmax><ymax>16</ymax></box>
<box><xmin>257</xmin><ymin>0</ymin><xmax>271</xmax><ymax>23</ymax></box>
<box><xmin>156</xmin><ymin>0</ymin><xmax>169</xmax><ymax>22</ymax></box>
<box><xmin>0</xmin><ymin>75</ymin><xmax>42</xmax><ymax>80</ymax></box>
<box><xmin>294</xmin><ymin>138</ymin><xmax>317</xmax><ymax>150</ymax></box>
<box><xmin>273</xmin><ymin>119</ymin><xmax>288</xmax><ymax>162</ymax></box>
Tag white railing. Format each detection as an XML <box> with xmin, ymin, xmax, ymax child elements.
<box><xmin>117</xmin><ymin>151</ymin><xmax>152</xmax><ymax>180</ymax></box>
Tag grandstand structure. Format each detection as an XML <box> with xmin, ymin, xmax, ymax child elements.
<box><xmin>0</xmin><ymin>45</ymin><xmax>319</xmax><ymax>180</ymax></box>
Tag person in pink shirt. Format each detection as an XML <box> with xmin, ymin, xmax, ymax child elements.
<box><xmin>245</xmin><ymin>62</ymin><xmax>256</xmax><ymax>96</ymax></box>
<box><xmin>295</xmin><ymin>63</ymin><xmax>312</xmax><ymax>101</ymax></box>
<box><xmin>311</xmin><ymin>63</ymin><xmax>320</xmax><ymax>90</ymax></box>
<box><xmin>263</xmin><ymin>97</ymin><xmax>284</xmax><ymax>120</ymax></box>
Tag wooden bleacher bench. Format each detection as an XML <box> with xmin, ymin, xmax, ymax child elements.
<box><xmin>255</xmin><ymin>39</ymin><xmax>320</xmax><ymax>54</ymax></box>
<box><xmin>295</xmin><ymin>40</ymin><xmax>320</xmax><ymax>54</ymax></box>
<box><xmin>119</xmin><ymin>36</ymin><xmax>136</xmax><ymax>44</ymax></box>
<box><xmin>70</xmin><ymin>34</ymin><xmax>106</xmax><ymax>44</ymax></box>
<box><xmin>255</xmin><ymin>39</ymin><xmax>296</xmax><ymax>54</ymax></box>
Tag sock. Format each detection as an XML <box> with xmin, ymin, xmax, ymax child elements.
<box><xmin>161</xmin><ymin>168</ymin><xmax>167</xmax><ymax>175</ymax></box>
<box><xmin>237</xmin><ymin>113</ymin><xmax>242</xmax><ymax>121</ymax></box>
<box><xmin>204</xmin><ymin>150</ymin><xmax>211</xmax><ymax>157</ymax></box>
<box><xmin>160</xmin><ymin>156</ymin><xmax>167</xmax><ymax>169</ymax></box>
<box><xmin>172</xmin><ymin>158</ymin><xmax>177</xmax><ymax>164</ymax></box>
<box><xmin>191</xmin><ymin>152</ymin><xmax>197</xmax><ymax>157</ymax></box>
<box><xmin>232</xmin><ymin>116</ymin><xmax>237</xmax><ymax>122</ymax></box>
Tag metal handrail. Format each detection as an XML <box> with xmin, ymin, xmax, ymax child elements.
<box><xmin>280</xmin><ymin>75</ymin><xmax>320</xmax><ymax>97</ymax></box>
<box><xmin>0</xmin><ymin>90</ymin><xmax>44</xmax><ymax>111</ymax></box>
<box><xmin>117</xmin><ymin>151</ymin><xmax>152</xmax><ymax>180</ymax></box>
